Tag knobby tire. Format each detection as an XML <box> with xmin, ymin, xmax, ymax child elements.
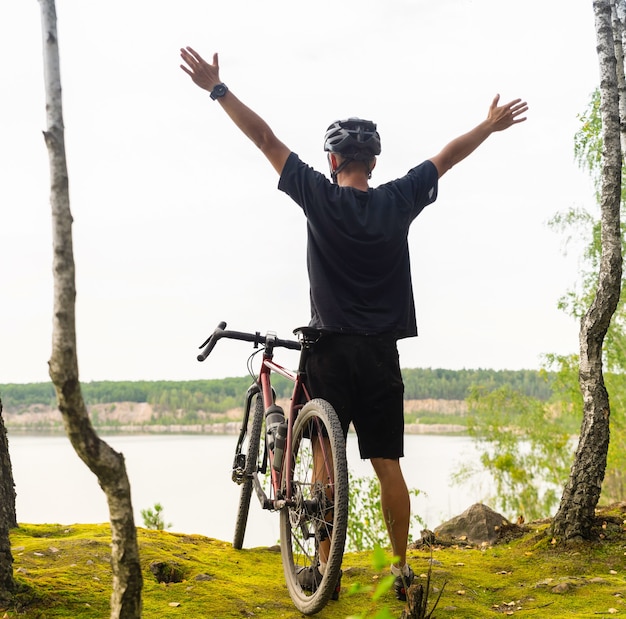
<box><xmin>279</xmin><ymin>398</ymin><xmax>348</xmax><ymax>615</ymax></box>
<box><xmin>233</xmin><ymin>394</ymin><xmax>264</xmax><ymax>550</ymax></box>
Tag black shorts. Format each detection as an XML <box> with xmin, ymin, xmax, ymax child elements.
<box><xmin>305</xmin><ymin>333</ymin><xmax>405</xmax><ymax>460</ymax></box>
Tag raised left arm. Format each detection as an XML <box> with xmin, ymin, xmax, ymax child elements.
<box><xmin>429</xmin><ymin>94</ymin><xmax>528</xmax><ymax>178</ymax></box>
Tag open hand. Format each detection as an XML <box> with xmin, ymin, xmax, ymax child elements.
<box><xmin>487</xmin><ymin>94</ymin><xmax>528</xmax><ymax>131</ymax></box>
<box><xmin>180</xmin><ymin>47</ymin><xmax>221</xmax><ymax>92</ymax></box>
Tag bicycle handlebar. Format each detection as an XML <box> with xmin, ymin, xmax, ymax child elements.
<box><xmin>197</xmin><ymin>320</ymin><xmax>301</xmax><ymax>362</ymax></box>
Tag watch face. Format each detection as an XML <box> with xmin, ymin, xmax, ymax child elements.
<box><xmin>211</xmin><ymin>84</ymin><xmax>227</xmax><ymax>99</ymax></box>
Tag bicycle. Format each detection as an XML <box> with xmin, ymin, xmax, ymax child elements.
<box><xmin>197</xmin><ymin>321</ymin><xmax>349</xmax><ymax>615</ymax></box>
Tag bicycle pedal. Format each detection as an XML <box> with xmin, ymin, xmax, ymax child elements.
<box><xmin>231</xmin><ymin>467</ymin><xmax>246</xmax><ymax>484</ymax></box>
<box><xmin>232</xmin><ymin>454</ymin><xmax>247</xmax><ymax>483</ymax></box>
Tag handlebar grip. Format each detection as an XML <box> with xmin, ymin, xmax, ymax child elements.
<box><xmin>277</xmin><ymin>338</ymin><xmax>301</xmax><ymax>351</ymax></box>
<box><xmin>197</xmin><ymin>321</ymin><xmax>227</xmax><ymax>362</ymax></box>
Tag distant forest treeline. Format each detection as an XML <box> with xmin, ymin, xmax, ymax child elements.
<box><xmin>1</xmin><ymin>368</ymin><xmax>554</xmax><ymax>413</ymax></box>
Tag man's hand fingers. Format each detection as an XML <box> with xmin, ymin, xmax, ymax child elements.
<box><xmin>184</xmin><ymin>46</ymin><xmax>204</xmax><ymax>63</ymax></box>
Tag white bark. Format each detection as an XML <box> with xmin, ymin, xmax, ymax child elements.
<box><xmin>612</xmin><ymin>0</ymin><xmax>626</xmax><ymax>152</ymax></box>
<box><xmin>552</xmin><ymin>0</ymin><xmax>623</xmax><ymax>541</ymax></box>
<box><xmin>39</xmin><ymin>1</ymin><xmax>143</xmax><ymax>616</ymax></box>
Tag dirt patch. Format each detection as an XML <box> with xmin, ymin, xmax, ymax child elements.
<box><xmin>404</xmin><ymin>399</ymin><xmax>467</xmax><ymax>415</ymax></box>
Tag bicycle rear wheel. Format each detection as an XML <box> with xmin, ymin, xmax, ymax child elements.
<box><xmin>279</xmin><ymin>398</ymin><xmax>348</xmax><ymax>615</ymax></box>
<box><xmin>233</xmin><ymin>394</ymin><xmax>264</xmax><ymax>550</ymax></box>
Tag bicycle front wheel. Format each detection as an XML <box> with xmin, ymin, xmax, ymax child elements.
<box><xmin>279</xmin><ymin>398</ymin><xmax>348</xmax><ymax>615</ymax></box>
<box><xmin>233</xmin><ymin>394</ymin><xmax>264</xmax><ymax>550</ymax></box>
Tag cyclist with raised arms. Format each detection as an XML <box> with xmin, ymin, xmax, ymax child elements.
<box><xmin>180</xmin><ymin>46</ymin><xmax>528</xmax><ymax>602</ymax></box>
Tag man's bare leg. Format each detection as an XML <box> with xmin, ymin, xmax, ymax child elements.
<box><xmin>370</xmin><ymin>457</ymin><xmax>410</xmax><ymax>568</ymax></box>
<box><xmin>313</xmin><ymin>435</ymin><xmax>333</xmax><ymax>566</ymax></box>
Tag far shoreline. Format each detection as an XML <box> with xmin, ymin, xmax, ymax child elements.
<box><xmin>6</xmin><ymin>421</ymin><xmax>467</xmax><ymax>436</ymax></box>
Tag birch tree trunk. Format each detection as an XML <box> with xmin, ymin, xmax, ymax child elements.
<box><xmin>0</xmin><ymin>399</ymin><xmax>16</xmax><ymax>600</ymax></box>
<box><xmin>551</xmin><ymin>0</ymin><xmax>623</xmax><ymax>541</ymax></box>
<box><xmin>614</xmin><ymin>0</ymin><xmax>626</xmax><ymax>153</ymax></box>
<box><xmin>39</xmin><ymin>1</ymin><xmax>143</xmax><ymax>616</ymax></box>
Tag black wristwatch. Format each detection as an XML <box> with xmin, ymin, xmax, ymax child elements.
<box><xmin>210</xmin><ymin>83</ymin><xmax>228</xmax><ymax>100</ymax></box>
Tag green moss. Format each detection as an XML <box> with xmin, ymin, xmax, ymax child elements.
<box><xmin>1</xmin><ymin>508</ymin><xmax>625</xmax><ymax>618</ymax></box>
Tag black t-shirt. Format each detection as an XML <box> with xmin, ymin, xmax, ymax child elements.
<box><xmin>278</xmin><ymin>152</ymin><xmax>438</xmax><ymax>338</ymax></box>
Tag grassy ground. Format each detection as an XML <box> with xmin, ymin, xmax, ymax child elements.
<box><xmin>2</xmin><ymin>504</ymin><xmax>625</xmax><ymax>618</ymax></box>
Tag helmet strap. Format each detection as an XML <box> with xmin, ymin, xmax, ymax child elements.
<box><xmin>331</xmin><ymin>157</ymin><xmax>353</xmax><ymax>183</ymax></box>
<box><xmin>328</xmin><ymin>153</ymin><xmax>374</xmax><ymax>184</ymax></box>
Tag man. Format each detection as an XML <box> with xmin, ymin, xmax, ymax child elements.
<box><xmin>180</xmin><ymin>46</ymin><xmax>527</xmax><ymax>601</ymax></box>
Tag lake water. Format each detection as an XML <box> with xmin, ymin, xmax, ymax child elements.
<box><xmin>7</xmin><ymin>433</ymin><xmax>493</xmax><ymax>548</ymax></box>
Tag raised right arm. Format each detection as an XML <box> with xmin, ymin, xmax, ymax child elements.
<box><xmin>180</xmin><ymin>47</ymin><xmax>291</xmax><ymax>175</ymax></box>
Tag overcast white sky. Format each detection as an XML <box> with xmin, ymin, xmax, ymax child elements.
<box><xmin>0</xmin><ymin>0</ymin><xmax>599</xmax><ymax>384</ymax></box>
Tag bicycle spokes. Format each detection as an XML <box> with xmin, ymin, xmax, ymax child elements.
<box><xmin>280</xmin><ymin>399</ymin><xmax>348</xmax><ymax>614</ymax></box>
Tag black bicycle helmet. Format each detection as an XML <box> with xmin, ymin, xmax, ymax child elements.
<box><xmin>323</xmin><ymin>117</ymin><xmax>381</xmax><ymax>160</ymax></box>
